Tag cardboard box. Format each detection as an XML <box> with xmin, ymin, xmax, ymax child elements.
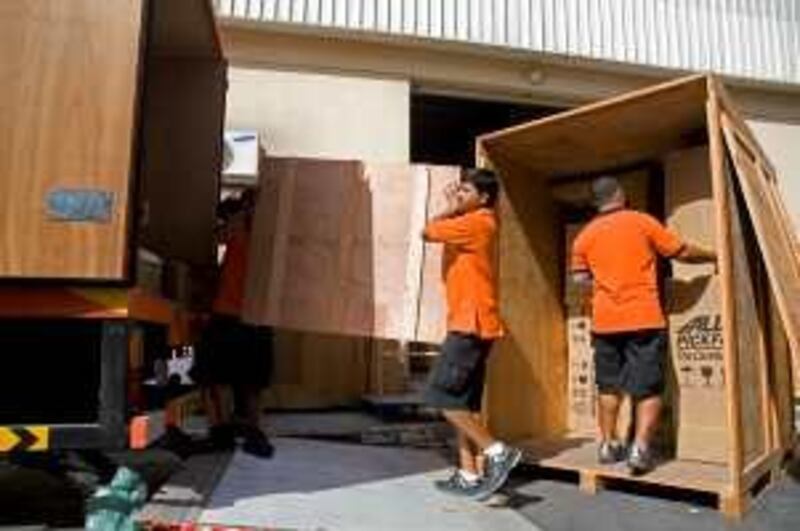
<box><xmin>665</xmin><ymin>146</ymin><xmax>728</xmax><ymax>464</ymax></box>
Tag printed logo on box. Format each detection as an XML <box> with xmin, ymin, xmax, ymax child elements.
<box><xmin>674</xmin><ymin>314</ymin><xmax>724</xmax><ymax>388</ymax></box>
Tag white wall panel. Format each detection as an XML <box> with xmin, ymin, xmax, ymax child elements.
<box><xmin>216</xmin><ymin>0</ymin><xmax>800</xmax><ymax>84</ymax></box>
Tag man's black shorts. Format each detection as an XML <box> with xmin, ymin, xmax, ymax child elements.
<box><xmin>191</xmin><ymin>315</ymin><xmax>273</xmax><ymax>388</ymax></box>
<box><xmin>424</xmin><ymin>332</ymin><xmax>493</xmax><ymax>412</ymax></box>
<box><xmin>592</xmin><ymin>329</ymin><xmax>667</xmax><ymax>399</ymax></box>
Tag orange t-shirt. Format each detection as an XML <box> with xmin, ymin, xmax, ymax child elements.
<box><xmin>571</xmin><ymin>209</ymin><xmax>685</xmax><ymax>334</ymax></box>
<box><xmin>423</xmin><ymin>208</ymin><xmax>503</xmax><ymax>339</ymax></box>
<box><xmin>212</xmin><ymin>223</ymin><xmax>250</xmax><ymax>317</ymax></box>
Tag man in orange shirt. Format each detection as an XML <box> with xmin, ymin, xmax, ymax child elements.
<box><xmin>423</xmin><ymin>168</ymin><xmax>520</xmax><ymax>500</ymax></box>
<box><xmin>192</xmin><ymin>189</ymin><xmax>274</xmax><ymax>458</ymax></box>
<box><xmin>571</xmin><ymin>177</ymin><xmax>716</xmax><ymax>474</ymax></box>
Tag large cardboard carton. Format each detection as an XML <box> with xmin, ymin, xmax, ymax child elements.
<box><xmin>665</xmin><ymin>146</ymin><xmax>728</xmax><ymax>464</ymax></box>
<box><xmin>564</xmin><ymin>224</ymin><xmax>596</xmax><ymax>436</ymax></box>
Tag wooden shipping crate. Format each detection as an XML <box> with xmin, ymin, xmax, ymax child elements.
<box><xmin>0</xmin><ymin>0</ymin><xmax>224</xmax><ymax>281</ymax></box>
<box><xmin>479</xmin><ymin>75</ymin><xmax>799</xmax><ymax>519</ymax></box>
<box><xmin>242</xmin><ymin>157</ymin><xmax>455</xmax><ymax>344</ymax></box>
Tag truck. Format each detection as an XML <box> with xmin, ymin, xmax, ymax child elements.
<box><xmin>0</xmin><ymin>0</ymin><xmax>226</xmax><ymax>479</ymax></box>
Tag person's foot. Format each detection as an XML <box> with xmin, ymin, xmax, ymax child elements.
<box><xmin>473</xmin><ymin>445</ymin><xmax>522</xmax><ymax>502</ymax></box>
<box><xmin>598</xmin><ymin>440</ymin><xmax>627</xmax><ymax>465</ymax></box>
<box><xmin>154</xmin><ymin>426</ymin><xmax>197</xmax><ymax>459</ymax></box>
<box><xmin>434</xmin><ymin>471</ymin><xmax>484</xmax><ymax>497</ymax></box>
<box><xmin>242</xmin><ymin>429</ymin><xmax>275</xmax><ymax>459</ymax></box>
<box><xmin>627</xmin><ymin>443</ymin><xmax>656</xmax><ymax>475</ymax></box>
<box><xmin>193</xmin><ymin>424</ymin><xmax>236</xmax><ymax>454</ymax></box>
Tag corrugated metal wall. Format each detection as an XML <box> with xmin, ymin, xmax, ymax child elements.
<box><xmin>215</xmin><ymin>0</ymin><xmax>800</xmax><ymax>85</ymax></box>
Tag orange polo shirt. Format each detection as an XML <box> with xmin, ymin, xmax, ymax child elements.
<box><xmin>424</xmin><ymin>208</ymin><xmax>503</xmax><ymax>340</ymax></box>
<box><xmin>571</xmin><ymin>209</ymin><xmax>685</xmax><ymax>334</ymax></box>
<box><xmin>212</xmin><ymin>223</ymin><xmax>250</xmax><ymax>317</ymax></box>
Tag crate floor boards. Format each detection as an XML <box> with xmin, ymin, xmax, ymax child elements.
<box><xmin>519</xmin><ymin>436</ymin><xmax>787</xmax><ymax>519</ymax></box>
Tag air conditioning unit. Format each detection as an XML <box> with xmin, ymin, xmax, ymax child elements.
<box><xmin>222</xmin><ymin>130</ymin><xmax>260</xmax><ymax>186</ymax></box>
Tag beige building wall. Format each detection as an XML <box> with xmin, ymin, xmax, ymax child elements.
<box><xmin>225</xmin><ymin>67</ymin><xmax>410</xmax><ymax>162</ymax></box>
<box><xmin>748</xmin><ymin>120</ymin><xmax>800</xmax><ymax>233</ymax></box>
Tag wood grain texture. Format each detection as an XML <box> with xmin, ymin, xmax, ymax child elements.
<box><xmin>243</xmin><ymin>157</ymin><xmax>456</xmax><ymax>342</ymax></box>
<box><xmin>260</xmin><ymin>330</ymin><xmax>371</xmax><ymax>410</ymax></box>
<box><xmin>724</xmin><ymin>140</ymin><xmax>769</xmax><ymax>467</ymax></box>
<box><xmin>766</xmin><ymin>291</ymin><xmax>794</xmax><ymax>450</ymax></box>
<box><xmin>415</xmin><ymin>166</ymin><xmax>460</xmax><ymax>344</ymax></box>
<box><xmin>480</xmin><ymin>75</ymin><xmax>708</xmax><ymax>180</ymax></box>
<box><xmin>520</xmin><ymin>436</ymin><xmax>730</xmax><ymax>493</ymax></box>
<box><xmin>706</xmin><ymin>88</ymin><xmax>744</xmax><ymax>490</ymax></box>
<box><xmin>0</xmin><ymin>0</ymin><xmax>145</xmax><ymax>279</ymax></box>
<box><xmin>138</xmin><ymin>57</ymin><xmax>224</xmax><ymax>266</ymax></box>
<box><xmin>483</xmin><ymin>156</ymin><xmax>567</xmax><ymax>442</ymax></box>
<box><xmin>722</xmin><ymin>117</ymin><xmax>800</xmax><ymax>400</ymax></box>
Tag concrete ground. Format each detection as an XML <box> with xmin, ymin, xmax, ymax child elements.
<box><xmin>175</xmin><ymin>439</ymin><xmax>800</xmax><ymax>531</ymax></box>
<box><xmin>3</xmin><ymin>408</ymin><xmax>800</xmax><ymax>530</ymax></box>
<box><xmin>196</xmin><ymin>438</ymin><xmax>535</xmax><ymax>531</ymax></box>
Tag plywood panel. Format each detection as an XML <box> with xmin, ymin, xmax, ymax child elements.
<box><xmin>766</xmin><ymin>292</ymin><xmax>794</xmax><ymax>449</ymax></box>
<box><xmin>664</xmin><ymin>146</ymin><xmax>729</xmax><ymax>464</ymax></box>
<box><xmin>480</xmin><ymin>75</ymin><xmax>708</xmax><ymax>180</ymax></box>
<box><xmin>485</xmin><ymin>158</ymin><xmax>567</xmax><ymax>441</ymax></box>
<box><xmin>722</xmin><ymin>118</ymin><xmax>800</xmax><ymax>400</ymax></box>
<box><xmin>139</xmin><ymin>57</ymin><xmax>225</xmax><ymax>266</ymax></box>
<box><xmin>415</xmin><ymin>166</ymin><xmax>460</xmax><ymax>344</ymax></box>
<box><xmin>0</xmin><ymin>0</ymin><xmax>145</xmax><ymax>279</ymax></box>
<box><xmin>724</xmin><ymin>150</ymin><xmax>768</xmax><ymax>467</ymax></box>
<box><xmin>261</xmin><ymin>330</ymin><xmax>371</xmax><ymax>409</ymax></box>
<box><xmin>243</xmin><ymin>158</ymin><xmax>455</xmax><ymax>342</ymax></box>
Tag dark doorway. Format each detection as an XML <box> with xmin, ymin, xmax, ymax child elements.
<box><xmin>411</xmin><ymin>92</ymin><xmax>560</xmax><ymax>167</ymax></box>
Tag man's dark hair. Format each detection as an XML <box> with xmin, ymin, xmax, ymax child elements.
<box><xmin>591</xmin><ymin>176</ymin><xmax>622</xmax><ymax>208</ymax></box>
<box><xmin>462</xmin><ymin>167</ymin><xmax>500</xmax><ymax>208</ymax></box>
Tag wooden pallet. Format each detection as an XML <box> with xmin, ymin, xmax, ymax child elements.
<box><xmin>520</xmin><ymin>437</ymin><xmax>790</xmax><ymax>520</ymax></box>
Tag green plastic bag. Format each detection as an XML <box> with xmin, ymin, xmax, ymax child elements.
<box><xmin>85</xmin><ymin>466</ymin><xmax>148</xmax><ymax>531</ymax></box>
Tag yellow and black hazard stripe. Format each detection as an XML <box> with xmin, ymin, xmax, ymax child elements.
<box><xmin>0</xmin><ymin>426</ymin><xmax>49</xmax><ymax>452</ymax></box>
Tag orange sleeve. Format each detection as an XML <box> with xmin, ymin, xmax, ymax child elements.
<box><xmin>640</xmin><ymin>213</ymin><xmax>685</xmax><ymax>258</ymax></box>
<box><xmin>423</xmin><ymin>215</ymin><xmax>479</xmax><ymax>248</ymax></box>
<box><xmin>570</xmin><ymin>230</ymin><xmax>590</xmax><ymax>273</ymax></box>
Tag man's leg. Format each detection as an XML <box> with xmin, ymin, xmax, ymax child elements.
<box><xmin>198</xmin><ymin>384</ymin><xmax>235</xmax><ymax>451</ymax></box>
<box><xmin>626</xmin><ymin>331</ymin><xmax>668</xmax><ymax>474</ymax></box>
<box><xmin>203</xmin><ymin>384</ymin><xmax>227</xmax><ymax>427</ymax></box>
<box><xmin>442</xmin><ymin>408</ymin><xmax>521</xmax><ymax>500</ymax></box>
<box><xmin>242</xmin><ymin>384</ymin><xmax>263</xmax><ymax>429</ymax></box>
<box><xmin>457</xmin><ymin>431</ymin><xmax>479</xmax><ymax>475</ymax></box>
<box><xmin>443</xmin><ymin>410</ymin><xmax>495</xmax><ymax>452</ymax></box>
<box><xmin>633</xmin><ymin>395</ymin><xmax>662</xmax><ymax>449</ymax></box>
<box><xmin>597</xmin><ymin>391</ymin><xmax>622</xmax><ymax>442</ymax></box>
<box><xmin>238</xmin><ymin>383</ymin><xmax>273</xmax><ymax>458</ymax></box>
<box><xmin>593</xmin><ymin>334</ymin><xmax>627</xmax><ymax>463</ymax></box>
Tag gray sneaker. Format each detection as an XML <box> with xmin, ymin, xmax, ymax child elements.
<box><xmin>598</xmin><ymin>440</ymin><xmax>626</xmax><ymax>464</ymax></box>
<box><xmin>434</xmin><ymin>470</ymin><xmax>484</xmax><ymax>497</ymax></box>
<box><xmin>627</xmin><ymin>444</ymin><xmax>655</xmax><ymax>475</ymax></box>
<box><xmin>474</xmin><ymin>446</ymin><xmax>523</xmax><ymax>502</ymax></box>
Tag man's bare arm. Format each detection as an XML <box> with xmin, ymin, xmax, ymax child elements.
<box><xmin>674</xmin><ymin>243</ymin><xmax>717</xmax><ymax>264</ymax></box>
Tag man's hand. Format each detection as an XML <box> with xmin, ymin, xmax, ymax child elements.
<box><xmin>430</xmin><ymin>182</ymin><xmax>464</xmax><ymax>221</ymax></box>
<box><xmin>675</xmin><ymin>243</ymin><xmax>717</xmax><ymax>265</ymax></box>
<box><xmin>571</xmin><ymin>271</ymin><xmax>593</xmax><ymax>287</ymax></box>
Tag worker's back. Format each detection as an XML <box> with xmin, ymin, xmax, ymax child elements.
<box><xmin>571</xmin><ymin>208</ymin><xmax>684</xmax><ymax>333</ymax></box>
